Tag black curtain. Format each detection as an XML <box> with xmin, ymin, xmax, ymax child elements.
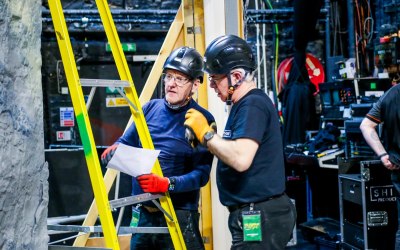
<box><xmin>280</xmin><ymin>0</ymin><xmax>323</xmax><ymax>146</ymax></box>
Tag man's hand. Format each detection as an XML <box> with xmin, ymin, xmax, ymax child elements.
<box><xmin>185</xmin><ymin>127</ymin><xmax>200</xmax><ymax>148</ymax></box>
<box><xmin>137</xmin><ymin>173</ymin><xmax>169</xmax><ymax>193</ymax></box>
<box><xmin>382</xmin><ymin>152</ymin><xmax>400</xmax><ymax>170</ymax></box>
<box><xmin>184</xmin><ymin>108</ymin><xmax>216</xmax><ymax>146</ymax></box>
<box><xmin>100</xmin><ymin>144</ymin><xmax>118</xmax><ymax>165</ymax></box>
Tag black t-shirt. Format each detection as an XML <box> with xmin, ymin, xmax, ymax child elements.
<box><xmin>216</xmin><ymin>89</ymin><xmax>286</xmax><ymax>206</ymax></box>
<box><xmin>366</xmin><ymin>84</ymin><xmax>400</xmax><ymax>153</ymax></box>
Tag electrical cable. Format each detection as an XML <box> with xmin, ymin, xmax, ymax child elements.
<box><xmin>254</xmin><ymin>0</ymin><xmax>262</xmax><ymax>88</ymax></box>
<box><xmin>354</xmin><ymin>0</ymin><xmax>375</xmax><ymax>73</ymax></box>
<box><xmin>56</xmin><ymin>60</ymin><xmax>62</xmax><ymax>94</ymax></box>
<box><xmin>364</xmin><ymin>17</ymin><xmax>374</xmax><ymax>43</ymax></box>
<box><xmin>261</xmin><ymin>1</ymin><xmax>269</xmax><ymax>95</ymax></box>
<box><xmin>263</xmin><ymin>0</ymin><xmax>280</xmax><ymax>102</ymax></box>
<box><xmin>332</xmin><ymin>2</ymin><xmax>338</xmax><ymax>56</ymax></box>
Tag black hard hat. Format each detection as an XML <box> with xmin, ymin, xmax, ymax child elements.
<box><xmin>163</xmin><ymin>46</ymin><xmax>204</xmax><ymax>82</ymax></box>
<box><xmin>204</xmin><ymin>35</ymin><xmax>256</xmax><ymax>75</ymax></box>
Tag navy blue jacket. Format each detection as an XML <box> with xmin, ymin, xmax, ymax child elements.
<box><xmin>117</xmin><ymin>98</ymin><xmax>215</xmax><ymax>210</ymax></box>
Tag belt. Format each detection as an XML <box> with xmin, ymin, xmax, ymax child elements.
<box><xmin>227</xmin><ymin>193</ymin><xmax>285</xmax><ymax>213</ymax></box>
<box><xmin>143</xmin><ymin>205</ymin><xmax>160</xmax><ymax>213</ymax></box>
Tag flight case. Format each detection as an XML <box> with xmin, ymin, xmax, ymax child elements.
<box><xmin>339</xmin><ymin>160</ymin><xmax>397</xmax><ymax>249</ymax></box>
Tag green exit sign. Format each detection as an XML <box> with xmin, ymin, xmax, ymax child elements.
<box><xmin>106</xmin><ymin>43</ymin><xmax>136</xmax><ymax>52</ymax></box>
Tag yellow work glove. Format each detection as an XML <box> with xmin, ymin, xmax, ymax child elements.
<box><xmin>184</xmin><ymin>108</ymin><xmax>216</xmax><ymax>146</ymax></box>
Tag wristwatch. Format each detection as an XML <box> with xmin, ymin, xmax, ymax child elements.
<box><xmin>203</xmin><ymin>130</ymin><xmax>215</xmax><ymax>146</ymax></box>
<box><xmin>168</xmin><ymin>177</ymin><xmax>176</xmax><ymax>191</ymax></box>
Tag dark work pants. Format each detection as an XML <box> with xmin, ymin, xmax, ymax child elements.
<box><xmin>130</xmin><ymin>207</ymin><xmax>204</xmax><ymax>250</ymax></box>
<box><xmin>392</xmin><ymin>173</ymin><xmax>400</xmax><ymax>250</ymax></box>
<box><xmin>228</xmin><ymin>194</ymin><xmax>297</xmax><ymax>250</ymax></box>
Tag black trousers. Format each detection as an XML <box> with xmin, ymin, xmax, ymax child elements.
<box><xmin>228</xmin><ymin>193</ymin><xmax>297</xmax><ymax>250</ymax></box>
<box><xmin>130</xmin><ymin>208</ymin><xmax>204</xmax><ymax>250</ymax></box>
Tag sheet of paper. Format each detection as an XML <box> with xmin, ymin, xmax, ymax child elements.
<box><xmin>106</xmin><ymin>143</ymin><xmax>160</xmax><ymax>177</ymax></box>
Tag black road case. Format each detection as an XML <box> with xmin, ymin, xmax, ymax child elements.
<box><xmin>339</xmin><ymin>160</ymin><xmax>397</xmax><ymax>249</ymax></box>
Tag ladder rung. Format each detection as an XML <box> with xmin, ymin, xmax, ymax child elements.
<box><xmin>48</xmin><ymin>225</ymin><xmax>169</xmax><ymax>234</ymax></box>
<box><xmin>80</xmin><ymin>78</ymin><xmax>130</xmax><ymax>88</ymax></box>
<box><xmin>48</xmin><ymin>224</ymin><xmax>100</xmax><ymax>233</ymax></box>
<box><xmin>119</xmin><ymin>226</ymin><xmax>169</xmax><ymax>234</ymax></box>
<box><xmin>49</xmin><ymin>245</ymin><xmax>111</xmax><ymax>250</ymax></box>
<box><xmin>109</xmin><ymin>193</ymin><xmax>163</xmax><ymax>209</ymax></box>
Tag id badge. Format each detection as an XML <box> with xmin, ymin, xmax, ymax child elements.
<box><xmin>242</xmin><ymin>210</ymin><xmax>262</xmax><ymax>241</ymax></box>
<box><xmin>130</xmin><ymin>206</ymin><xmax>140</xmax><ymax>227</ymax></box>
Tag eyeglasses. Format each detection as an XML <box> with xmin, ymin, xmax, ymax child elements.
<box><xmin>208</xmin><ymin>75</ymin><xmax>226</xmax><ymax>85</ymax></box>
<box><xmin>162</xmin><ymin>73</ymin><xmax>191</xmax><ymax>87</ymax></box>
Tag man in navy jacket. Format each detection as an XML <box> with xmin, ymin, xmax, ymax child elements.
<box><xmin>102</xmin><ymin>46</ymin><xmax>215</xmax><ymax>250</ymax></box>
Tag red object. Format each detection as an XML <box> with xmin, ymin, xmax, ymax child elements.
<box><xmin>137</xmin><ymin>173</ymin><xmax>169</xmax><ymax>193</ymax></box>
<box><xmin>277</xmin><ymin>53</ymin><xmax>325</xmax><ymax>93</ymax></box>
<box><xmin>379</xmin><ymin>36</ymin><xmax>390</xmax><ymax>43</ymax></box>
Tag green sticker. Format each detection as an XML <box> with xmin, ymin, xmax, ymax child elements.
<box><xmin>106</xmin><ymin>42</ymin><xmax>136</xmax><ymax>52</ymax></box>
<box><xmin>130</xmin><ymin>207</ymin><xmax>140</xmax><ymax>227</ymax></box>
<box><xmin>242</xmin><ymin>211</ymin><xmax>262</xmax><ymax>241</ymax></box>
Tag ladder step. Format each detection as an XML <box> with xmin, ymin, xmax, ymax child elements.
<box><xmin>109</xmin><ymin>193</ymin><xmax>163</xmax><ymax>209</ymax></box>
<box><xmin>48</xmin><ymin>225</ymin><xmax>169</xmax><ymax>234</ymax></box>
<box><xmin>80</xmin><ymin>78</ymin><xmax>130</xmax><ymax>88</ymax></box>
<box><xmin>122</xmin><ymin>226</ymin><xmax>170</xmax><ymax>234</ymax></box>
<box><xmin>49</xmin><ymin>246</ymin><xmax>111</xmax><ymax>250</ymax></box>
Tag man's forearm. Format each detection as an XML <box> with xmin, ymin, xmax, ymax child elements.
<box><xmin>360</xmin><ymin>119</ymin><xmax>386</xmax><ymax>155</ymax></box>
<box><xmin>207</xmin><ymin>135</ymin><xmax>258</xmax><ymax>172</ymax></box>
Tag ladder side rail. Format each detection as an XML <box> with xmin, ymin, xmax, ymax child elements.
<box><xmin>74</xmin><ymin>170</ymin><xmax>118</xmax><ymax>246</ymax></box>
<box><xmin>48</xmin><ymin>1</ymin><xmax>120</xmax><ymax>249</ymax></box>
<box><xmin>73</xmin><ymin>5</ymin><xmax>185</xmax><ymax>248</ymax></box>
<box><xmin>94</xmin><ymin>0</ymin><xmax>154</xmax><ymax>150</ymax></box>
<box><xmin>182</xmin><ymin>1</ymin><xmax>214</xmax><ymax>248</ymax></box>
<box><xmin>49</xmin><ymin>225</ymin><xmax>169</xmax><ymax>234</ymax></box>
<box><xmin>95</xmin><ymin>1</ymin><xmax>186</xmax><ymax>249</ymax></box>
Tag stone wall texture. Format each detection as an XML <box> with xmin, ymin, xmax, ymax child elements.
<box><xmin>0</xmin><ymin>0</ymin><xmax>48</xmax><ymax>249</ymax></box>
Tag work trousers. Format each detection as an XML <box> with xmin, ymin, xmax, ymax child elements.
<box><xmin>228</xmin><ymin>193</ymin><xmax>296</xmax><ymax>250</ymax></box>
<box><xmin>392</xmin><ymin>173</ymin><xmax>400</xmax><ymax>250</ymax></box>
<box><xmin>130</xmin><ymin>207</ymin><xmax>204</xmax><ymax>250</ymax></box>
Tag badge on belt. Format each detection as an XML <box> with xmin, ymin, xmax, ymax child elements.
<box><xmin>130</xmin><ymin>205</ymin><xmax>141</xmax><ymax>227</ymax></box>
<box><xmin>242</xmin><ymin>203</ymin><xmax>262</xmax><ymax>241</ymax></box>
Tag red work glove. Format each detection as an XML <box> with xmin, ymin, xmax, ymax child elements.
<box><xmin>137</xmin><ymin>173</ymin><xmax>169</xmax><ymax>193</ymax></box>
<box><xmin>100</xmin><ymin>144</ymin><xmax>118</xmax><ymax>165</ymax></box>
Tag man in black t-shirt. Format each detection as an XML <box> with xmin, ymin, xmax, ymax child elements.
<box><xmin>185</xmin><ymin>35</ymin><xmax>296</xmax><ymax>250</ymax></box>
<box><xmin>360</xmin><ymin>83</ymin><xmax>400</xmax><ymax>249</ymax></box>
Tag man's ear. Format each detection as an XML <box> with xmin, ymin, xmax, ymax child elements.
<box><xmin>231</xmin><ymin>71</ymin><xmax>243</xmax><ymax>85</ymax></box>
<box><xmin>192</xmin><ymin>79</ymin><xmax>201</xmax><ymax>92</ymax></box>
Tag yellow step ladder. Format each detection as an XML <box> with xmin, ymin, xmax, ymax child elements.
<box><xmin>47</xmin><ymin>0</ymin><xmax>186</xmax><ymax>249</ymax></box>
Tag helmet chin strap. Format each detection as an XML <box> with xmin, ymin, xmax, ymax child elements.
<box><xmin>226</xmin><ymin>72</ymin><xmax>246</xmax><ymax>105</ymax></box>
<box><xmin>166</xmin><ymin>98</ymin><xmax>190</xmax><ymax>110</ymax></box>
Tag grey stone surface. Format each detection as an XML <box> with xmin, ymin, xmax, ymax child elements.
<box><xmin>0</xmin><ymin>0</ymin><xmax>48</xmax><ymax>249</ymax></box>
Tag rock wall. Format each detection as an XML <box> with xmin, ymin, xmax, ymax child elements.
<box><xmin>0</xmin><ymin>0</ymin><xmax>48</xmax><ymax>249</ymax></box>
